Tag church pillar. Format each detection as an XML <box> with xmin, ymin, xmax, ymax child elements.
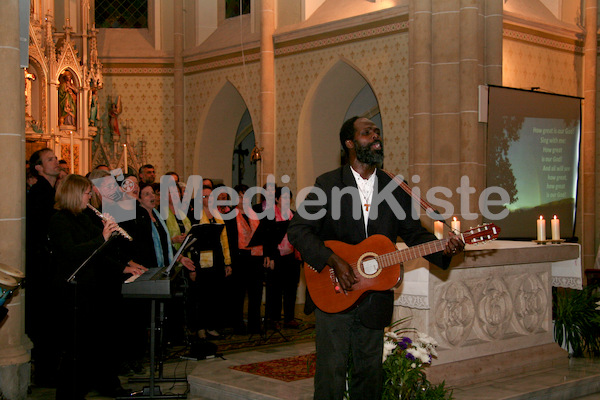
<box><xmin>409</xmin><ymin>0</ymin><xmax>502</xmax><ymax>229</ymax></box>
<box><xmin>583</xmin><ymin>1</ymin><xmax>597</xmax><ymax>268</ymax></box>
<box><xmin>174</xmin><ymin>0</ymin><xmax>184</xmax><ymax>175</ymax></box>
<box><xmin>259</xmin><ymin>0</ymin><xmax>275</xmax><ymax>185</ymax></box>
<box><xmin>0</xmin><ymin>0</ymin><xmax>33</xmax><ymax>399</ymax></box>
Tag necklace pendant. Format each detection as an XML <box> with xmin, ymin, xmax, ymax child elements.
<box><xmin>364</xmin><ymin>203</ymin><xmax>371</xmax><ymax>211</ymax></box>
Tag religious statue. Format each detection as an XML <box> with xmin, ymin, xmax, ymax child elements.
<box><xmin>24</xmin><ymin>68</ymin><xmax>36</xmax><ymax>118</ymax></box>
<box><xmin>88</xmin><ymin>83</ymin><xmax>99</xmax><ymax>127</ymax></box>
<box><xmin>250</xmin><ymin>143</ymin><xmax>263</xmax><ymax>163</ymax></box>
<box><xmin>108</xmin><ymin>95</ymin><xmax>122</xmax><ymax>135</ymax></box>
<box><xmin>58</xmin><ymin>70</ymin><xmax>78</xmax><ymax>126</ymax></box>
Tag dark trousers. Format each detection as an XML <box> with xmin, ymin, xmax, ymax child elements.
<box><xmin>121</xmin><ymin>297</ymin><xmax>150</xmax><ymax>363</ymax></box>
<box><xmin>314</xmin><ymin>307</ymin><xmax>384</xmax><ymax>400</ymax></box>
<box><xmin>232</xmin><ymin>253</ymin><xmax>264</xmax><ymax>332</ymax></box>
<box><xmin>56</xmin><ymin>283</ymin><xmax>120</xmax><ymax>400</ymax></box>
<box><xmin>186</xmin><ymin>266</ymin><xmax>224</xmax><ymax>331</ymax></box>
<box><xmin>265</xmin><ymin>253</ymin><xmax>300</xmax><ymax>322</ymax></box>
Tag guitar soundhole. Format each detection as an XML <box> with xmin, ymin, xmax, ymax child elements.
<box><xmin>357</xmin><ymin>252</ymin><xmax>381</xmax><ymax>278</ymax></box>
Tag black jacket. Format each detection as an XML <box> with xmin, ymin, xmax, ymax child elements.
<box><xmin>288</xmin><ymin>165</ymin><xmax>449</xmax><ymax>329</ymax></box>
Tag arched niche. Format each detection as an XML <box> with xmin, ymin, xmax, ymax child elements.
<box><xmin>25</xmin><ymin>58</ymin><xmax>46</xmax><ymax>133</ymax></box>
<box><xmin>192</xmin><ymin>80</ymin><xmax>251</xmax><ymax>186</ymax></box>
<box><xmin>296</xmin><ymin>59</ymin><xmax>375</xmax><ymax>198</ymax></box>
<box><xmin>57</xmin><ymin>68</ymin><xmax>81</xmax><ymax>129</ymax></box>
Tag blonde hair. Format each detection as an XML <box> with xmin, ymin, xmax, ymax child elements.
<box><xmin>88</xmin><ymin>169</ymin><xmax>111</xmax><ymax>209</ymax></box>
<box><xmin>55</xmin><ymin>174</ymin><xmax>91</xmax><ymax>213</ymax></box>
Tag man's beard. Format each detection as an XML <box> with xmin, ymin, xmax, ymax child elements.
<box><xmin>354</xmin><ymin>140</ymin><xmax>384</xmax><ymax>166</ymax></box>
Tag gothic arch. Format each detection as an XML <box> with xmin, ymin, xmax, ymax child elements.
<box><xmin>26</xmin><ymin>57</ymin><xmax>47</xmax><ymax>133</ymax></box>
<box><xmin>192</xmin><ymin>80</ymin><xmax>252</xmax><ymax>186</ymax></box>
<box><xmin>296</xmin><ymin>58</ymin><xmax>376</xmax><ymax>197</ymax></box>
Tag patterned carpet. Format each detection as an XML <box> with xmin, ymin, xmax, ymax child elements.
<box><xmin>230</xmin><ymin>353</ymin><xmax>316</xmax><ymax>382</ymax></box>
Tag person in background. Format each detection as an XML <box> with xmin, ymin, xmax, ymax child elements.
<box><xmin>138</xmin><ymin>164</ymin><xmax>156</xmax><ymax>184</ymax></box>
<box><xmin>26</xmin><ymin>169</ymin><xmax>37</xmax><ymax>193</ymax></box>
<box><xmin>26</xmin><ymin>148</ymin><xmax>61</xmax><ymax>387</ymax></box>
<box><xmin>121</xmin><ymin>174</ymin><xmax>140</xmax><ymax>199</ymax></box>
<box><xmin>264</xmin><ymin>187</ymin><xmax>301</xmax><ymax>329</ymax></box>
<box><xmin>149</xmin><ymin>183</ymin><xmax>159</xmax><ymax>212</ymax></box>
<box><xmin>94</xmin><ymin>164</ymin><xmax>110</xmax><ymax>172</ymax></box>
<box><xmin>186</xmin><ymin>185</ymin><xmax>232</xmax><ymax>339</ymax></box>
<box><xmin>228</xmin><ymin>184</ymin><xmax>265</xmax><ymax>334</ymax></box>
<box><xmin>58</xmin><ymin>159</ymin><xmax>69</xmax><ymax>180</ymax></box>
<box><xmin>165</xmin><ymin>171</ymin><xmax>180</xmax><ymax>184</ymax></box>
<box><xmin>214</xmin><ymin>185</ymin><xmax>239</xmax><ymax>332</ymax></box>
<box><xmin>119</xmin><ymin>182</ymin><xmax>195</xmax><ymax>371</ymax></box>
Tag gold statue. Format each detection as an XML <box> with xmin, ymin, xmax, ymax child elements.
<box><xmin>250</xmin><ymin>143</ymin><xmax>263</xmax><ymax>163</ymax></box>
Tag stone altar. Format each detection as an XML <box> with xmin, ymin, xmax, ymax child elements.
<box><xmin>393</xmin><ymin>240</ymin><xmax>580</xmax><ymax>386</ymax></box>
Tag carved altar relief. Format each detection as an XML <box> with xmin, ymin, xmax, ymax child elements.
<box><xmin>478</xmin><ymin>278</ymin><xmax>513</xmax><ymax>339</ymax></box>
<box><xmin>430</xmin><ymin>263</ymin><xmax>552</xmax><ymax>362</ymax></box>
<box><xmin>514</xmin><ymin>273</ymin><xmax>547</xmax><ymax>333</ymax></box>
<box><xmin>435</xmin><ymin>282</ymin><xmax>476</xmax><ymax>346</ymax></box>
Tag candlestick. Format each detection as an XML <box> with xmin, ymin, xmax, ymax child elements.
<box><xmin>451</xmin><ymin>217</ymin><xmax>461</xmax><ymax>233</ymax></box>
<box><xmin>434</xmin><ymin>221</ymin><xmax>444</xmax><ymax>240</ymax></box>
<box><xmin>123</xmin><ymin>144</ymin><xmax>128</xmax><ymax>173</ymax></box>
<box><xmin>537</xmin><ymin>216</ymin><xmax>546</xmax><ymax>241</ymax></box>
<box><xmin>551</xmin><ymin>215</ymin><xmax>560</xmax><ymax>241</ymax></box>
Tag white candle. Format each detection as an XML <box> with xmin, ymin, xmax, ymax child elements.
<box><xmin>123</xmin><ymin>144</ymin><xmax>128</xmax><ymax>172</ymax></box>
<box><xmin>434</xmin><ymin>221</ymin><xmax>444</xmax><ymax>240</ymax></box>
<box><xmin>69</xmin><ymin>131</ymin><xmax>74</xmax><ymax>173</ymax></box>
<box><xmin>551</xmin><ymin>215</ymin><xmax>560</xmax><ymax>241</ymax></box>
<box><xmin>537</xmin><ymin>216</ymin><xmax>546</xmax><ymax>241</ymax></box>
<box><xmin>451</xmin><ymin>217</ymin><xmax>461</xmax><ymax>233</ymax></box>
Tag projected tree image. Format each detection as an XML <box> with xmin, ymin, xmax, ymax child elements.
<box><xmin>488</xmin><ymin>115</ymin><xmax>523</xmax><ymax>205</ymax></box>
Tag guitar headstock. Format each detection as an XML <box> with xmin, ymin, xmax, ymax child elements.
<box><xmin>461</xmin><ymin>223</ymin><xmax>500</xmax><ymax>245</ymax></box>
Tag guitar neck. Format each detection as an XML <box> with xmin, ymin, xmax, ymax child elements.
<box><xmin>381</xmin><ymin>238</ymin><xmax>449</xmax><ymax>267</ymax></box>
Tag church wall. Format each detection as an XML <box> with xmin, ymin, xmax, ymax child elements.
<box><xmin>183</xmin><ymin>62</ymin><xmax>262</xmax><ymax>182</ymax></box>
<box><xmin>501</xmin><ymin>26</ymin><xmax>584</xmax><ymax>246</ymax></box>
<box><xmin>275</xmin><ymin>32</ymin><xmax>410</xmax><ymax>194</ymax></box>
<box><xmin>502</xmin><ymin>29</ymin><xmax>582</xmax><ymax>97</ymax></box>
<box><xmin>182</xmin><ymin>23</ymin><xmax>409</xmax><ymax>192</ymax></box>
<box><xmin>99</xmin><ymin>74</ymin><xmax>175</xmax><ymax>176</ymax></box>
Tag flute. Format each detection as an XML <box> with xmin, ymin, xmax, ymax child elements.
<box><xmin>86</xmin><ymin>204</ymin><xmax>133</xmax><ymax>241</ymax></box>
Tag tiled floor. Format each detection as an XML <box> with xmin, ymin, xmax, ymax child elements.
<box><xmin>184</xmin><ymin>342</ymin><xmax>600</xmax><ymax>400</ymax></box>
<box><xmin>27</xmin><ymin>345</ymin><xmax>600</xmax><ymax>400</ymax></box>
<box><xmin>26</xmin><ymin>303</ymin><xmax>600</xmax><ymax>400</ymax></box>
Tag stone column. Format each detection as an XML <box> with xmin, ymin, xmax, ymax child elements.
<box><xmin>259</xmin><ymin>0</ymin><xmax>275</xmax><ymax>185</ymax></box>
<box><xmin>409</xmin><ymin>0</ymin><xmax>502</xmax><ymax>229</ymax></box>
<box><xmin>582</xmin><ymin>1</ymin><xmax>597</xmax><ymax>268</ymax></box>
<box><xmin>0</xmin><ymin>0</ymin><xmax>33</xmax><ymax>399</ymax></box>
<box><xmin>174</xmin><ymin>0</ymin><xmax>185</xmax><ymax>175</ymax></box>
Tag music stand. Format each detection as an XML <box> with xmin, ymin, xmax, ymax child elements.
<box><xmin>186</xmin><ymin>223</ymin><xmax>225</xmax><ymax>251</ymax></box>
<box><xmin>247</xmin><ymin>220</ymin><xmax>291</xmax><ymax>341</ymax></box>
<box><xmin>247</xmin><ymin>220</ymin><xmax>289</xmax><ymax>249</ymax></box>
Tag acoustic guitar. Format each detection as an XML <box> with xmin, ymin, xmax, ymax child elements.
<box><xmin>304</xmin><ymin>223</ymin><xmax>500</xmax><ymax>313</ymax></box>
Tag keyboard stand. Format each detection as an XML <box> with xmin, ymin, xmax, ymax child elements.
<box><xmin>118</xmin><ymin>300</ymin><xmax>186</xmax><ymax>399</ymax></box>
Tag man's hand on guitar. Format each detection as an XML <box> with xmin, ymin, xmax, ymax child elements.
<box><xmin>327</xmin><ymin>253</ymin><xmax>359</xmax><ymax>291</ymax></box>
<box><xmin>443</xmin><ymin>233</ymin><xmax>465</xmax><ymax>257</ymax></box>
